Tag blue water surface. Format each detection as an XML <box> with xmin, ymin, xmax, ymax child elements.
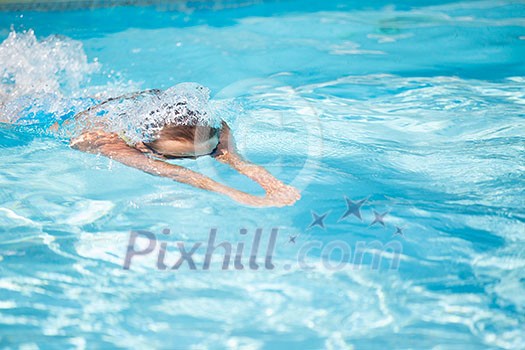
<box><xmin>0</xmin><ymin>0</ymin><xmax>524</xmax><ymax>349</ymax></box>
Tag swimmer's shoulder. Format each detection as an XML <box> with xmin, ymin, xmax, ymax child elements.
<box><xmin>70</xmin><ymin>129</ymin><xmax>126</xmax><ymax>152</ymax></box>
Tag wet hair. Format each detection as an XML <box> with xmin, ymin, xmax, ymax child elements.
<box><xmin>144</xmin><ymin>124</ymin><xmax>220</xmax><ymax>149</ymax></box>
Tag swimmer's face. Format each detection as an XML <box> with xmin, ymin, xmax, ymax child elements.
<box><xmin>144</xmin><ymin>125</ymin><xmax>220</xmax><ymax>159</ymax></box>
<box><xmin>150</xmin><ymin>134</ymin><xmax>219</xmax><ymax>158</ymax></box>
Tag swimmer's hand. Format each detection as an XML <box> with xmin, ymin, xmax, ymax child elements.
<box><xmin>213</xmin><ymin>121</ymin><xmax>301</xmax><ymax>206</ymax></box>
<box><xmin>70</xmin><ymin>130</ymin><xmax>300</xmax><ymax>207</ymax></box>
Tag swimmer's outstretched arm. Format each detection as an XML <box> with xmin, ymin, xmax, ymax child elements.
<box><xmin>213</xmin><ymin>122</ymin><xmax>301</xmax><ymax>203</ymax></box>
<box><xmin>70</xmin><ymin>130</ymin><xmax>294</xmax><ymax>207</ymax></box>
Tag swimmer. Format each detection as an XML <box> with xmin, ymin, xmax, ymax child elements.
<box><xmin>51</xmin><ymin>86</ymin><xmax>300</xmax><ymax>207</ymax></box>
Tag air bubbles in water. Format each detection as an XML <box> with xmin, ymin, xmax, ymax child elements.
<box><xmin>0</xmin><ymin>30</ymin><xmax>100</xmax><ymax>128</ymax></box>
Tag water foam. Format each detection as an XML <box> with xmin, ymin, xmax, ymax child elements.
<box><xmin>0</xmin><ymin>30</ymin><xmax>101</xmax><ymax>129</ymax></box>
<box><xmin>0</xmin><ymin>29</ymin><xmax>99</xmax><ymax>100</ymax></box>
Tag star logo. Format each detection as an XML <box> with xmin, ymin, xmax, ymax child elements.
<box><xmin>339</xmin><ymin>197</ymin><xmax>367</xmax><ymax>222</ymax></box>
<box><xmin>370</xmin><ymin>210</ymin><xmax>388</xmax><ymax>227</ymax></box>
<box><xmin>393</xmin><ymin>226</ymin><xmax>404</xmax><ymax>237</ymax></box>
<box><xmin>308</xmin><ymin>210</ymin><xmax>330</xmax><ymax>229</ymax></box>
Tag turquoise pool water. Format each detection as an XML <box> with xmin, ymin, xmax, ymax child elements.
<box><xmin>1</xmin><ymin>0</ymin><xmax>524</xmax><ymax>348</ymax></box>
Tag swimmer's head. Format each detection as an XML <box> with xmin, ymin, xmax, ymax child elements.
<box><xmin>143</xmin><ymin>124</ymin><xmax>220</xmax><ymax>159</ymax></box>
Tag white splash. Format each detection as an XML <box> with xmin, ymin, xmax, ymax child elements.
<box><xmin>0</xmin><ymin>30</ymin><xmax>99</xmax><ymax>101</ymax></box>
<box><xmin>0</xmin><ymin>30</ymin><xmax>100</xmax><ymax>126</ymax></box>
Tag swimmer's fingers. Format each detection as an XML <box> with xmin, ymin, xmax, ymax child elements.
<box><xmin>277</xmin><ymin>184</ymin><xmax>301</xmax><ymax>201</ymax></box>
<box><xmin>230</xmin><ymin>184</ymin><xmax>300</xmax><ymax>207</ymax></box>
<box><xmin>227</xmin><ymin>193</ymin><xmax>272</xmax><ymax>207</ymax></box>
<box><xmin>266</xmin><ymin>184</ymin><xmax>301</xmax><ymax>206</ymax></box>
<box><xmin>227</xmin><ymin>192</ymin><xmax>294</xmax><ymax>208</ymax></box>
